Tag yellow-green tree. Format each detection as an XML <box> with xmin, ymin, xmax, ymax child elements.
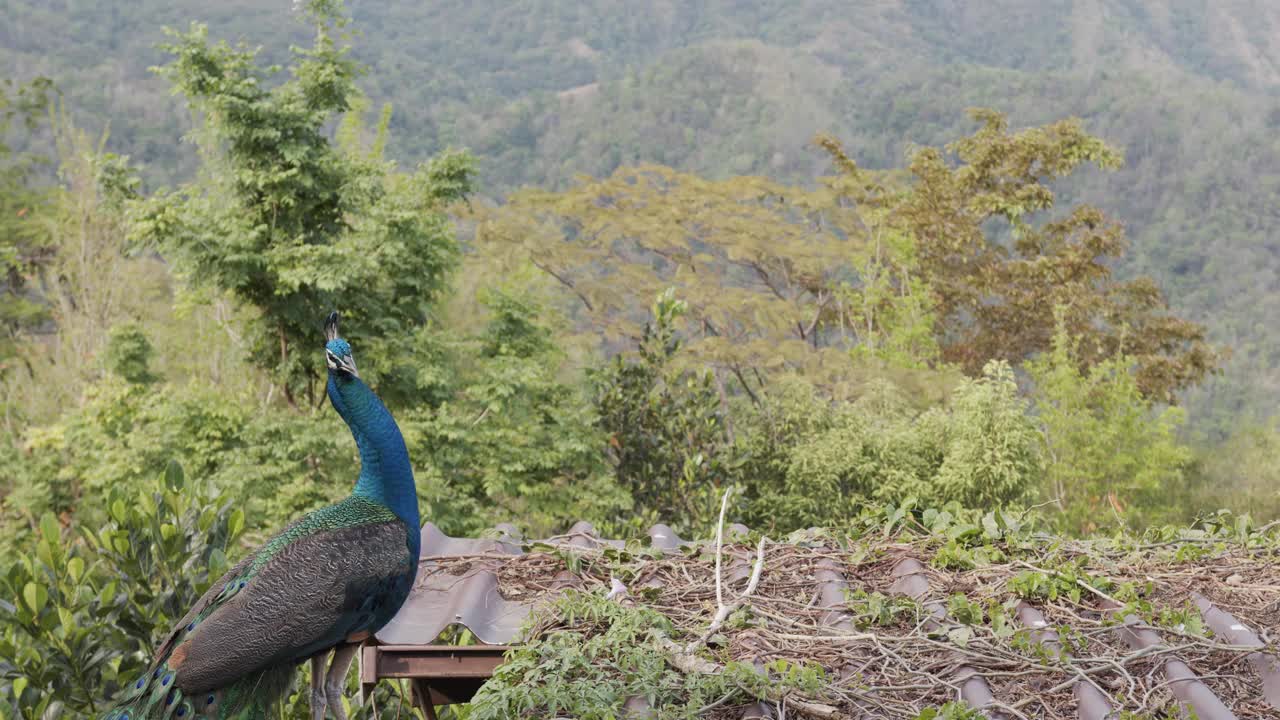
<box><xmin>1027</xmin><ymin>311</ymin><xmax>1193</xmax><ymax>533</ymax></box>
<box><xmin>475</xmin><ymin>162</ymin><xmax>938</xmax><ymax>399</ymax></box>
<box><xmin>874</xmin><ymin>109</ymin><xmax>1218</xmax><ymax>402</ymax></box>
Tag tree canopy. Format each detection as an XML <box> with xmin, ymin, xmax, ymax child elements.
<box><xmin>132</xmin><ymin>6</ymin><xmax>474</xmax><ymax>407</ymax></box>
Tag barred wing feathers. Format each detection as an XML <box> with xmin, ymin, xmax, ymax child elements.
<box><xmin>102</xmin><ymin>496</ymin><xmax>413</xmax><ymax>719</ymax></box>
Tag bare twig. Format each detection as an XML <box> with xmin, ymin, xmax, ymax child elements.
<box><xmin>714</xmin><ymin>487</ymin><xmax>730</xmax><ymax>612</ymax></box>
<box><xmin>696</xmin><ymin>536</ymin><xmax>767</xmax><ymax>646</ymax></box>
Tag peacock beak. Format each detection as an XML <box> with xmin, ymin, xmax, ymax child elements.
<box><xmin>338</xmin><ymin>355</ymin><xmax>358</xmax><ymax>377</ymax></box>
<box><xmin>326</xmin><ymin>350</ymin><xmax>359</xmax><ymax>378</ymax></box>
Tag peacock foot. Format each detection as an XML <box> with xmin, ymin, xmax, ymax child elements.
<box><xmin>324</xmin><ymin>681</ymin><xmax>348</xmax><ymax>720</ymax></box>
<box><xmin>309</xmin><ymin>685</ymin><xmax>328</xmax><ymax>720</ymax></box>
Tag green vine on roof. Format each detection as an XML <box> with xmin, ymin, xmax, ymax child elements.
<box><xmin>467</xmin><ymin>590</ymin><xmax>826</xmax><ymax>720</ymax></box>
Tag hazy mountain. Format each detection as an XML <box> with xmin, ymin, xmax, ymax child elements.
<box><xmin>4</xmin><ymin>0</ymin><xmax>1279</xmax><ymax>430</ymax></box>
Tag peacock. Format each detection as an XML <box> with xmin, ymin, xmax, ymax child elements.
<box><xmin>101</xmin><ymin>312</ymin><xmax>421</xmax><ymax>720</ymax></box>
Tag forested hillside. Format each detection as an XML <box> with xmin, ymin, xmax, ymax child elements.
<box><xmin>4</xmin><ymin>0</ymin><xmax>1280</xmax><ymax>429</ymax></box>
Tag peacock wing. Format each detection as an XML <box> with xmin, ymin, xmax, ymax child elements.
<box><xmin>169</xmin><ymin>517</ymin><xmax>412</xmax><ymax>695</ymax></box>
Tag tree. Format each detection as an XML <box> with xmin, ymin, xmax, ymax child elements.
<box><xmin>835</xmin><ymin>109</ymin><xmax>1219</xmax><ymax>402</ymax></box>
<box><xmin>104</xmin><ymin>322</ymin><xmax>158</xmax><ymax>384</ymax></box>
<box><xmin>131</xmin><ymin>1</ymin><xmax>473</xmax><ymax>407</ymax></box>
<box><xmin>0</xmin><ymin>109</ymin><xmax>168</xmax><ymax>436</ymax></box>
<box><xmin>593</xmin><ymin>290</ymin><xmax>736</xmax><ymax>531</ymax></box>
<box><xmin>475</xmin><ymin>161</ymin><xmax>939</xmax><ymax>398</ymax></box>
<box><xmin>1027</xmin><ymin>310</ymin><xmax>1193</xmax><ymax>533</ymax></box>
<box><xmin>745</xmin><ymin>364</ymin><xmax>1037</xmax><ymax>531</ymax></box>
<box><xmin>0</xmin><ymin>77</ymin><xmax>55</xmax><ymax>373</ymax></box>
<box><xmin>407</xmin><ymin>288</ymin><xmax>628</xmax><ymax>537</ymax></box>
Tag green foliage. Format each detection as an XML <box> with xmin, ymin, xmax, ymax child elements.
<box><xmin>469</xmin><ymin>589</ymin><xmax>824</xmax><ymax>720</ymax></box>
<box><xmin>0</xmin><ymin>77</ymin><xmax>55</xmax><ymax>371</ymax></box>
<box><xmin>1007</xmin><ymin>560</ymin><xmax>1115</xmax><ymax>604</ymax></box>
<box><xmin>594</xmin><ymin>291</ymin><xmax>735</xmax><ymax>533</ymax></box>
<box><xmin>476</xmin><ymin>160</ymin><xmax>946</xmax><ymax>398</ymax></box>
<box><xmin>0</xmin><ymin>461</ymin><xmax>243</xmax><ymax>718</ymax></box>
<box><xmin>3</xmin><ymin>4</ymin><xmax>1280</xmax><ymax>714</ymax></box>
<box><xmin>409</xmin><ymin>289</ymin><xmax>628</xmax><ymax>537</ymax></box>
<box><xmin>933</xmin><ymin>361</ymin><xmax>1040</xmax><ymax>509</ymax></box>
<box><xmin>6</xmin><ymin>377</ymin><xmax>354</xmax><ymax>532</ymax></box>
<box><xmin>1027</xmin><ymin>310</ymin><xmax>1194</xmax><ymax>533</ymax></box>
<box><xmin>845</xmin><ymin>590</ymin><xmax>920</xmax><ymax>629</ymax></box>
<box><xmin>1189</xmin><ymin>422</ymin><xmax>1280</xmax><ymax>521</ymax></box>
<box><xmin>742</xmin><ymin>365</ymin><xmax>1037</xmax><ymax>531</ymax></box>
<box><xmin>10</xmin><ymin>0</ymin><xmax>1280</xmax><ymax>426</ymax></box>
<box><xmin>914</xmin><ymin>703</ymin><xmax>986</xmax><ymax>720</ymax></box>
<box><xmin>823</xmin><ymin>111</ymin><xmax>1219</xmax><ymax>403</ymax></box>
<box><xmin>931</xmin><ymin>539</ymin><xmax>1006</xmax><ymax>571</ymax></box>
<box><xmin>104</xmin><ymin>322</ymin><xmax>158</xmax><ymax>384</ymax></box>
<box><xmin>131</xmin><ymin>6</ymin><xmax>473</xmax><ymax>405</ymax></box>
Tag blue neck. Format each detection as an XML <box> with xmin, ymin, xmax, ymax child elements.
<box><xmin>327</xmin><ymin>373</ymin><xmax>421</xmax><ymax>557</ymax></box>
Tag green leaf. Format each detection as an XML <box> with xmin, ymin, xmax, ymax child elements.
<box><xmin>99</xmin><ymin>580</ymin><xmax>117</xmax><ymax>606</ymax></box>
<box><xmin>12</xmin><ymin>676</ymin><xmax>27</xmax><ymax>699</ymax></box>
<box><xmin>208</xmin><ymin>548</ymin><xmax>227</xmax><ymax>576</ymax></box>
<box><xmin>66</xmin><ymin>557</ymin><xmax>85</xmax><ymax>584</ymax></box>
<box><xmin>981</xmin><ymin>512</ymin><xmax>1000</xmax><ymax>540</ymax></box>
<box><xmin>227</xmin><ymin>508</ymin><xmax>245</xmax><ymax>540</ymax></box>
<box><xmin>22</xmin><ymin>582</ymin><xmax>48</xmax><ymax>614</ymax></box>
<box><xmin>164</xmin><ymin>459</ymin><xmax>185</xmax><ymax>492</ymax></box>
<box><xmin>198</xmin><ymin>507</ymin><xmax>216</xmax><ymax>533</ymax></box>
<box><xmin>38</xmin><ymin>513</ymin><xmax>60</xmax><ymax>544</ymax></box>
<box><xmin>947</xmin><ymin>626</ymin><xmax>972</xmax><ymax>648</ymax></box>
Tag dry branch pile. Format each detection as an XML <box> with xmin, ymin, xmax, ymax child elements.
<box><xmin>432</xmin><ymin>508</ymin><xmax>1280</xmax><ymax>719</ymax></box>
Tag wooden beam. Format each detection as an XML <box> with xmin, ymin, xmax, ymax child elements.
<box><xmin>366</xmin><ymin>644</ymin><xmax>512</xmax><ymax>705</ymax></box>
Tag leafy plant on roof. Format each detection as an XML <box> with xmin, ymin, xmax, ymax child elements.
<box><xmin>846</xmin><ymin>590</ymin><xmax>920</xmax><ymax>629</ymax></box>
<box><xmin>913</xmin><ymin>702</ymin><xmax>986</xmax><ymax>720</ymax></box>
<box><xmin>470</xmin><ymin>590</ymin><xmax>826</xmax><ymax>720</ymax></box>
<box><xmin>931</xmin><ymin>539</ymin><xmax>1007</xmax><ymax>570</ymax></box>
<box><xmin>1007</xmin><ymin>559</ymin><xmax>1116</xmax><ymax>604</ymax></box>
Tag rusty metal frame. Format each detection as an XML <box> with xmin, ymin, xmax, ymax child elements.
<box><xmin>361</xmin><ymin>644</ymin><xmax>511</xmax><ymax>717</ymax></box>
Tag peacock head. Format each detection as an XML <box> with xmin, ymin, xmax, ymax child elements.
<box><xmin>323</xmin><ymin>311</ymin><xmax>359</xmax><ymax>379</ymax></box>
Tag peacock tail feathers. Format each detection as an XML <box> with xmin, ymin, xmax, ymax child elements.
<box><xmin>98</xmin><ymin>496</ymin><xmax>408</xmax><ymax>720</ymax></box>
<box><xmin>97</xmin><ymin>560</ymin><xmax>282</xmax><ymax>720</ymax></box>
<box><xmin>100</xmin><ymin>662</ymin><xmax>295</xmax><ymax>720</ymax></box>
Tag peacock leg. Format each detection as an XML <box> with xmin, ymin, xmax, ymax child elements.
<box><xmin>310</xmin><ymin>651</ymin><xmax>330</xmax><ymax>720</ymax></box>
<box><xmin>324</xmin><ymin>643</ymin><xmax>360</xmax><ymax>720</ymax></box>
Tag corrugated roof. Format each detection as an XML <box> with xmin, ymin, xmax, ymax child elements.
<box><xmin>375</xmin><ymin>520</ymin><xmax>1280</xmax><ymax>719</ymax></box>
